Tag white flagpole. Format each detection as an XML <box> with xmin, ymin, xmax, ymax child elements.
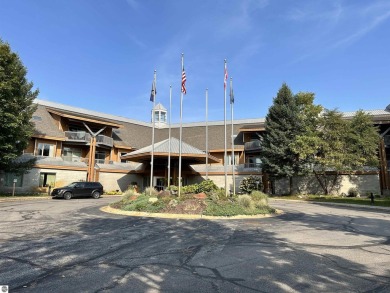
<box><xmin>224</xmin><ymin>59</ymin><xmax>228</xmax><ymax>197</ymax></box>
<box><xmin>205</xmin><ymin>88</ymin><xmax>209</xmax><ymax>180</ymax></box>
<box><xmin>150</xmin><ymin>70</ymin><xmax>156</xmax><ymax>195</ymax></box>
<box><xmin>167</xmin><ymin>85</ymin><xmax>172</xmax><ymax>188</ymax></box>
<box><xmin>178</xmin><ymin>54</ymin><xmax>184</xmax><ymax>197</ymax></box>
<box><xmin>230</xmin><ymin>77</ymin><xmax>235</xmax><ymax>195</ymax></box>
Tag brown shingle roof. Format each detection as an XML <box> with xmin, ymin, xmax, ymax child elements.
<box><xmin>32</xmin><ymin>105</ymin><xmax>66</xmax><ymax>139</ymax></box>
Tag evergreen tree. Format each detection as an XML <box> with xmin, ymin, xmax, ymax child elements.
<box><xmin>0</xmin><ymin>40</ymin><xmax>37</xmax><ymax>173</ymax></box>
<box><xmin>260</xmin><ymin>83</ymin><xmax>304</xmax><ymax>194</ymax></box>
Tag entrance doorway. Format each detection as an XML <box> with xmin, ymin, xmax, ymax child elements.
<box><xmin>154</xmin><ymin>177</ymin><xmax>165</xmax><ymax>191</ymax></box>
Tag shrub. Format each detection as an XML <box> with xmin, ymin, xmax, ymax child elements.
<box><xmin>181</xmin><ymin>184</ymin><xmax>198</xmax><ymax>194</ymax></box>
<box><xmin>240</xmin><ymin>175</ymin><xmax>263</xmax><ymax>194</ymax></box>
<box><xmin>210</xmin><ymin>188</ymin><xmax>227</xmax><ymax>200</ymax></box>
<box><xmin>197</xmin><ymin>179</ymin><xmax>218</xmax><ymax>194</ymax></box>
<box><xmin>347</xmin><ymin>187</ymin><xmax>359</xmax><ymax>197</ymax></box>
<box><xmin>144</xmin><ymin>187</ymin><xmax>158</xmax><ymax>196</ymax></box>
<box><xmin>251</xmin><ymin>190</ymin><xmax>269</xmax><ymax>206</ymax></box>
<box><xmin>237</xmin><ymin>194</ymin><xmax>254</xmax><ymax>209</ymax></box>
<box><xmin>120</xmin><ymin>189</ymin><xmax>136</xmax><ymax>203</ymax></box>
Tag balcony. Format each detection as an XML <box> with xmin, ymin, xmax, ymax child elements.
<box><xmin>244</xmin><ymin>140</ymin><xmax>261</xmax><ymax>151</ymax></box>
<box><xmin>96</xmin><ymin>135</ymin><xmax>113</xmax><ymax>147</ymax></box>
<box><xmin>65</xmin><ymin>131</ymin><xmax>91</xmax><ymax>143</ymax></box>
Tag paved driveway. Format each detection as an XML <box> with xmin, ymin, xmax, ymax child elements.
<box><xmin>0</xmin><ymin>197</ymin><xmax>389</xmax><ymax>292</ymax></box>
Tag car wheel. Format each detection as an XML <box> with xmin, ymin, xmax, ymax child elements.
<box><xmin>63</xmin><ymin>192</ymin><xmax>72</xmax><ymax>200</ymax></box>
<box><xmin>92</xmin><ymin>191</ymin><xmax>100</xmax><ymax>199</ymax></box>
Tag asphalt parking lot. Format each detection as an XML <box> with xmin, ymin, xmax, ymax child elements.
<box><xmin>0</xmin><ymin>197</ymin><xmax>389</xmax><ymax>292</ymax></box>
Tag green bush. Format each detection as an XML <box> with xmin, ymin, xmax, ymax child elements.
<box><xmin>144</xmin><ymin>187</ymin><xmax>158</xmax><ymax>196</ymax></box>
<box><xmin>198</xmin><ymin>179</ymin><xmax>218</xmax><ymax>194</ymax></box>
<box><xmin>348</xmin><ymin>187</ymin><xmax>359</xmax><ymax>197</ymax></box>
<box><xmin>122</xmin><ymin>194</ymin><xmax>165</xmax><ymax>213</ymax></box>
<box><xmin>181</xmin><ymin>184</ymin><xmax>198</xmax><ymax>194</ymax></box>
<box><xmin>237</xmin><ymin>194</ymin><xmax>254</xmax><ymax>209</ymax></box>
<box><xmin>251</xmin><ymin>190</ymin><xmax>269</xmax><ymax>206</ymax></box>
<box><xmin>239</xmin><ymin>175</ymin><xmax>263</xmax><ymax>194</ymax></box>
<box><xmin>204</xmin><ymin>201</ymin><xmax>247</xmax><ymax>216</ymax></box>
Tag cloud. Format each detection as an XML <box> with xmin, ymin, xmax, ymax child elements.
<box><xmin>286</xmin><ymin>1</ymin><xmax>390</xmax><ymax>63</ymax></box>
<box><xmin>331</xmin><ymin>6</ymin><xmax>390</xmax><ymax>49</ymax></box>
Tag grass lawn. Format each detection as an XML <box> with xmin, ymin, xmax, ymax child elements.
<box><xmin>271</xmin><ymin>195</ymin><xmax>390</xmax><ymax>207</ymax></box>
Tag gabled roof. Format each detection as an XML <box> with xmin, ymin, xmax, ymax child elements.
<box><xmin>31</xmin><ymin>105</ymin><xmax>66</xmax><ymax>140</ymax></box>
<box><xmin>121</xmin><ymin>137</ymin><xmax>220</xmax><ymax>163</ymax></box>
<box><xmin>153</xmin><ymin>103</ymin><xmax>167</xmax><ymax>111</ymax></box>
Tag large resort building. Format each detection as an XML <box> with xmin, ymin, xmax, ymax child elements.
<box><xmin>2</xmin><ymin>99</ymin><xmax>390</xmax><ymax>195</ymax></box>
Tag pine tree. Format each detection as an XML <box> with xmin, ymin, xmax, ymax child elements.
<box><xmin>0</xmin><ymin>39</ymin><xmax>37</xmax><ymax>173</ymax></box>
<box><xmin>260</xmin><ymin>83</ymin><xmax>304</xmax><ymax>194</ymax></box>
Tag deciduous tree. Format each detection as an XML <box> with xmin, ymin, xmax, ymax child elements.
<box><xmin>0</xmin><ymin>40</ymin><xmax>37</xmax><ymax>173</ymax></box>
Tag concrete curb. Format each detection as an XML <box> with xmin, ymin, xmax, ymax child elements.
<box><xmin>100</xmin><ymin>205</ymin><xmax>284</xmax><ymax>220</ymax></box>
<box><xmin>270</xmin><ymin>198</ymin><xmax>390</xmax><ymax>212</ymax></box>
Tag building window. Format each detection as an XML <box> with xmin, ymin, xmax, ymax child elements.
<box><xmin>63</xmin><ymin>147</ymin><xmax>82</xmax><ymax>162</ymax></box>
<box><xmin>95</xmin><ymin>151</ymin><xmax>106</xmax><ymax>164</ymax></box>
<box><xmin>226</xmin><ymin>153</ymin><xmax>239</xmax><ymax>165</ymax></box>
<box><xmin>37</xmin><ymin>143</ymin><xmax>55</xmax><ymax>157</ymax></box>
<box><xmin>120</xmin><ymin>152</ymin><xmax>128</xmax><ymax>163</ymax></box>
<box><xmin>246</xmin><ymin>156</ymin><xmax>261</xmax><ymax>167</ymax></box>
<box><xmin>160</xmin><ymin>112</ymin><xmax>167</xmax><ymax>122</ymax></box>
<box><xmin>4</xmin><ymin>173</ymin><xmax>23</xmax><ymax>187</ymax></box>
<box><xmin>39</xmin><ymin>173</ymin><xmax>56</xmax><ymax>187</ymax></box>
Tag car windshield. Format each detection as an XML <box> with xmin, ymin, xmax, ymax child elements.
<box><xmin>66</xmin><ymin>183</ymin><xmax>78</xmax><ymax>188</ymax></box>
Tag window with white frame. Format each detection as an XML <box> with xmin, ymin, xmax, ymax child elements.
<box><xmin>37</xmin><ymin>143</ymin><xmax>55</xmax><ymax>157</ymax></box>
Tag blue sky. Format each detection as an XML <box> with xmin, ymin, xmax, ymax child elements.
<box><xmin>1</xmin><ymin>0</ymin><xmax>389</xmax><ymax>123</ymax></box>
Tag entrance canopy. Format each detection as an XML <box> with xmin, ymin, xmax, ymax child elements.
<box><xmin>121</xmin><ymin>137</ymin><xmax>219</xmax><ymax>164</ymax></box>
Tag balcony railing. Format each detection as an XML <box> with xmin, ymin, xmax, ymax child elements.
<box><xmin>64</xmin><ymin>131</ymin><xmax>91</xmax><ymax>143</ymax></box>
<box><xmin>244</xmin><ymin>140</ymin><xmax>261</xmax><ymax>151</ymax></box>
<box><xmin>96</xmin><ymin>135</ymin><xmax>113</xmax><ymax>147</ymax></box>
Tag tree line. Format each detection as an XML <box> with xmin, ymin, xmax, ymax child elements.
<box><xmin>260</xmin><ymin>83</ymin><xmax>379</xmax><ymax>195</ymax></box>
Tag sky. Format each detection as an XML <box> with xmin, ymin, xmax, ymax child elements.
<box><xmin>1</xmin><ymin>0</ymin><xmax>389</xmax><ymax>124</ymax></box>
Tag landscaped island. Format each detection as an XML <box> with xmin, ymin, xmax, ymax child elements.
<box><xmin>110</xmin><ymin>180</ymin><xmax>276</xmax><ymax>217</ymax></box>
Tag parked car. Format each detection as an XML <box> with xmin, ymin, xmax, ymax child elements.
<box><xmin>51</xmin><ymin>182</ymin><xmax>103</xmax><ymax>200</ymax></box>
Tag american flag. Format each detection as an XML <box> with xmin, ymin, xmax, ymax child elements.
<box><xmin>224</xmin><ymin>62</ymin><xmax>228</xmax><ymax>90</ymax></box>
<box><xmin>181</xmin><ymin>68</ymin><xmax>187</xmax><ymax>95</ymax></box>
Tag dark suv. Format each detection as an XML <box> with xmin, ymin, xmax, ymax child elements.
<box><xmin>51</xmin><ymin>182</ymin><xmax>103</xmax><ymax>200</ymax></box>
